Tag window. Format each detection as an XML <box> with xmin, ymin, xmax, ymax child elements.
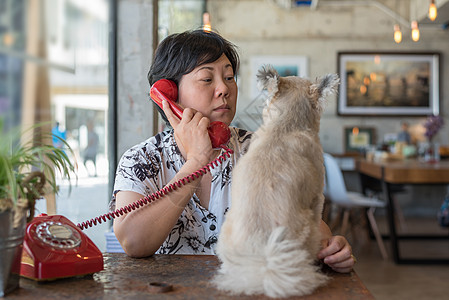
<box><xmin>1</xmin><ymin>0</ymin><xmax>111</xmax><ymax>251</ymax></box>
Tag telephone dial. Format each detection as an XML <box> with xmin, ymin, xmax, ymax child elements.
<box><xmin>20</xmin><ymin>79</ymin><xmax>234</xmax><ymax>281</ymax></box>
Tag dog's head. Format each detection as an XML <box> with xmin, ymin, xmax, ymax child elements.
<box><xmin>256</xmin><ymin>65</ymin><xmax>339</xmax><ymax>131</ymax></box>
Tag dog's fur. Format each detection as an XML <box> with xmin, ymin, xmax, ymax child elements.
<box><xmin>214</xmin><ymin>65</ymin><xmax>339</xmax><ymax>298</ymax></box>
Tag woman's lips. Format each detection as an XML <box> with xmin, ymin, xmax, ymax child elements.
<box><xmin>214</xmin><ymin>105</ymin><xmax>230</xmax><ymax>111</ymax></box>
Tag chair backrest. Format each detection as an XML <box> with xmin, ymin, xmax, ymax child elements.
<box><xmin>323</xmin><ymin>153</ymin><xmax>351</xmax><ymax>205</ymax></box>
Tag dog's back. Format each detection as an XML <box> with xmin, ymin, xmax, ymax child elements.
<box><xmin>215</xmin><ymin>66</ymin><xmax>339</xmax><ymax>298</ymax></box>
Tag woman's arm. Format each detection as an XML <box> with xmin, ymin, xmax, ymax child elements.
<box><xmin>113</xmin><ymin>158</ymin><xmax>206</xmax><ymax>257</ymax></box>
<box><xmin>318</xmin><ymin>220</ymin><xmax>355</xmax><ymax>273</ymax></box>
<box><xmin>114</xmin><ymin>100</ymin><xmax>214</xmax><ymax>258</ymax></box>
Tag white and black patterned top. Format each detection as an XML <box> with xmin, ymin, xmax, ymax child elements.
<box><xmin>109</xmin><ymin>127</ymin><xmax>252</xmax><ymax>254</ymax></box>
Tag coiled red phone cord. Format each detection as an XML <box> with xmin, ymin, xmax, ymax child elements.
<box><xmin>77</xmin><ymin>146</ymin><xmax>234</xmax><ymax>230</ymax></box>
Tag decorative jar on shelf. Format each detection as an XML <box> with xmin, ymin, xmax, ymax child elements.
<box><xmin>422</xmin><ymin>116</ymin><xmax>444</xmax><ymax>163</ymax></box>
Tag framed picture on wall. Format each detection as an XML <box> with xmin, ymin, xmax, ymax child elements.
<box><xmin>337</xmin><ymin>52</ymin><xmax>440</xmax><ymax>116</ymax></box>
<box><xmin>250</xmin><ymin>55</ymin><xmax>308</xmax><ymax>99</ymax></box>
<box><xmin>344</xmin><ymin>127</ymin><xmax>376</xmax><ymax>153</ymax></box>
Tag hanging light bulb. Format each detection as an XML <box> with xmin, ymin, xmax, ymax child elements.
<box><xmin>393</xmin><ymin>24</ymin><xmax>402</xmax><ymax>43</ymax></box>
<box><xmin>202</xmin><ymin>12</ymin><xmax>212</xmax><ymax>32</ymax></box>
<box><xmin>429</xmin><ymin>0</ymin><xmax>437</xmax><ymax>21</ymax></box>
<box><xmin>411</xmin><ymin>21</ymin><xmax>420</xmax><ymax>42</ymax></box>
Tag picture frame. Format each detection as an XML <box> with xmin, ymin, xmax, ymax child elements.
<box><xmin>250</xmin><ymin>55</ymin><xmax>308</xmax><ymax>99</ymax></box>
<box><xmin>344</xmin><ymin>127</ymin><xmax>376</xmax><ymax>153</ymax></box>
<box><xmin>337</xmin><ymin>52</ymin><xmax>440</xmax><ymax>116</ymax></box>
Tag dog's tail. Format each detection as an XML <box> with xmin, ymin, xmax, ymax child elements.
<box><xmin>215</xmin><ymin>226</ymin><xmax>328</xmax><ymax>298</ymax></box>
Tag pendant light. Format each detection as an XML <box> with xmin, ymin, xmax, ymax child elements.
<box><xmin>411</xmin><ymin>21</ymin><xmax>420</xmax><ymax>42</ymax></box>
<box><xmin>429</xmin><ymin>0</ymin><xmax>437</xmax><ymax>21</ymax></box>
<box><xmin>202</xmin><ymin>12</ymin><xmax>211</xmax><ymax>32</ymax></box>
<box><xmin>393</xmin><ymin>24</ymin><xmax>402</xmax><ymax>43</ymax></box>
<box><xmin>393</xmin><ymin>1</ymin><xmax>402</xmax><ymax>43</ymax></box>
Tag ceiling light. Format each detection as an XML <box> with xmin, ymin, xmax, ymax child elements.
<box><xmin>429</xmin><ymin>0</ymin><xmax>437</xmax><ymax>21</ymax></box>
<box><xmin>202</xmin><ymin>12</ymin><xmax>211</xmax><ymax>32</ymax></box>
<box><xmin>393</xmin><ymin>24</ymin><xmax>402</xmax><ymax>43</ymax></box>
<box><xmin>411</xmin><ymin>21</ymin><xmax>420</xmax><ymax>42</ymax></box>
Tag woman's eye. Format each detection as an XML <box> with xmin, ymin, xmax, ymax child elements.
<box><xmin>202</xmin><ymin>78</ymin><xmax>212</xmax><ymax>82</ymax></box>
<box><xmin>225</xmin><ymin>76</ymin><xmax>235</xmax><ymax>81</ymax></box>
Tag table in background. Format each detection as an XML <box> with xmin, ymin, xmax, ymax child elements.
<box><xmin>8</xmin><ymin>253</ymin><xmax>373</xmax><ymax>299</ymax></box>
<box><xmin>357</xmin><ymin>158</ymin><xmax>449</xmax><ymax>264</ymax></box>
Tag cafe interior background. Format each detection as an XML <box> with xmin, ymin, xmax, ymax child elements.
<box><xmin>1</xmin><ymin>0</ymin><xmax>448</xmax><ymax>298</ymax></box>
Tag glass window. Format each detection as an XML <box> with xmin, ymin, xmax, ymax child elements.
<box><xmin>158</xmin><ymin>0</ymin><xmax>205</xmax><ymax>42</ymax></box>
<box><xmin>1</xmin><ymin>0</ymin><xmax>110</xmax><ymax>251</ymax></box>
<box><xmin>47</xmin><ymin>0</ymin><xmax>110</xmax><ymax>251</ymax></box>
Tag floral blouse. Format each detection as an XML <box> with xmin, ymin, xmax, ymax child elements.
<box><xmin>109</xmin><ymin>127</ymin><xmax>252</xmax><ymax>254</ymax></box>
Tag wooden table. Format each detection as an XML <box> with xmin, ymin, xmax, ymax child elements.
<box><xmin>357</xmin><ymin>158</ymin><xmax>449</xmax><ymax>264</ymax></box>
<box><xmin>7</xmin><ymin>253</ymin><xmax>373</xmax><ymax>299</ymax></box>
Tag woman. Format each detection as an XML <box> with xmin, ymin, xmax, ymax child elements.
<box><xmin>110</xmin><ymin>29</ymin><xmax>355</xmax><ymax>273</ymax></box>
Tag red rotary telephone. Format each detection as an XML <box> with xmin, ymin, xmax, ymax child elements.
<box><xmin>20</xmin><ymin>214</ymin><xmax>103</xmax><ymax>281</ymax></box>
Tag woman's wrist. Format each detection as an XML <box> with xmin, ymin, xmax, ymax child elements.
<box><xmin>184</xmin><ymin>154</ymin><xmax>211</xmax><ymax>171</ymax></box>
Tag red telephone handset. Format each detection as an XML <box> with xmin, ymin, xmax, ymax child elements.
<box><xmin>150</xmin><ymin>79</ymin><xmax>231</xmax><ymax>149</ymax></box>
<box><xmin>20</xmin><ymin>214</ymin><xmax>103</xmax><ymax>281</ymax></box>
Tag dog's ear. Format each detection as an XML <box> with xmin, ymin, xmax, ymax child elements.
<box><xmin>257</xmin><ymin>65</ymin><xmax>279</xmax><ymax>98</ymax></box>
<box><xmin>310</xmin><ymin>74</ymin><xmax>339</xmax><ymax>112</ymax></box>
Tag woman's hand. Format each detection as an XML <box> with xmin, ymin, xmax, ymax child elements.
<box><xmin>162</xmin><ymin>99</ymin><xmax>213</xmax><ymax>165</ymax></box>
<box><xmin>318</xmin><ymin>220</ymin><xmax>355</xmax><ymax>273</ymax></box>
<box><xmin>318</xmin><ymin>235</ymin><xmax>355</xmax><ymax>273</ymax></box>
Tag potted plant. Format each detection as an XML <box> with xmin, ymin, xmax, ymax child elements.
<box><xmin>0</xmin><ymin>120</ymin><xmax>76</xmax><ymax>296</ymax></box>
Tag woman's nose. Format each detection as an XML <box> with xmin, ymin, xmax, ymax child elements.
<box><xmin>215</xmin><ymin>79</ymin><xmax>230</xmax><ymax>98</ymax></box>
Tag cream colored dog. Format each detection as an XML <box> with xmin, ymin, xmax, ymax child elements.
<box><xmin>214</xmin><ymin>65</ymin><xmax>339</xmax><ymax>298</ymax></box>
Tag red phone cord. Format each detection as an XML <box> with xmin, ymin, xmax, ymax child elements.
<box><xmin>77</xmin><ymin>146</ymin><xmax>234</xmax><ymax>230</ymax></box>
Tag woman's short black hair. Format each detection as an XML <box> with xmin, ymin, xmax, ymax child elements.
<box><xmin>147</xmin><ymin>29</ymin><xmax>240</xmax><ymax>127</ymax></box>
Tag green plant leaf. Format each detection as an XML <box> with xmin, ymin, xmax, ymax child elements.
<box><xmin>0</xmin><ymin>119</ymin><xmax>77</xmax><ymax>208</ymax></box>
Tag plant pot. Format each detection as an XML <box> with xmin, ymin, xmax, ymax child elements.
<box><xmin>0</xmin><ymin>205</ymin><xmax>27</xmax><ymax>297</ymax></box>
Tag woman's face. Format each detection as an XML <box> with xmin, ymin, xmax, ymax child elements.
<box><xmin>178</xmin><ymin>54</ymin><xmax>237</xmax><ymax>126</ymax></box>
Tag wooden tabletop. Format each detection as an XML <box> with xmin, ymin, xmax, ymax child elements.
<box><xmin>8</xmin><ymin>253</ymin><xmax>373</xmax><ymax>299</ymax></box>
<box><xmin>357</xmin><ymin>158</ymin><xmax>449</xmax><ymax>184</ymax></box>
